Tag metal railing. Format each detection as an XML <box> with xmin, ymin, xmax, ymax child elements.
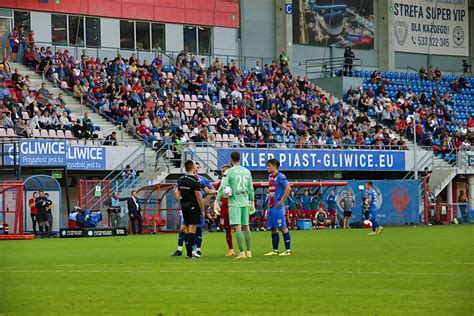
<box><xmin>305</xmin><ymin>57</ymin><xmax>364</xmax><ymax>79</ymax></box>
<box><xmin>20</xmin><ymin>40</ymin><xmax>275</xmax><ymax>71</ymax></box>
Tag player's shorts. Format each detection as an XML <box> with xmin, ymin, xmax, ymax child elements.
<box><xmin>37</xmin><ymin>211</ymin><xmax>48</xmax><ymax>222</ymax></box>
<box><xmin>267</xmin><ymin>206</ymin><xmax>287</xmax><ymax>229</ymax></box>
<box><xmin>180</xmin><ymin>214</ymin><xmax>205</xmax><ymax>227</ymax></box>
<box><xmin>229</xmin><ymin>206</ymin><xmax>249</xmax><ymax>226</ymax></box>
<box><xmin>30</xmin><ymin>213</ymin><xmax>37</xmax><ymax>221</ymax></box>
<box><xmin>288</xmin><ymin>210</ymin><xmax>298</xmax><ymax>219</ymax></box>
<box><xmin>343</xmin><ymin>210</ymin><xmax>352</xmax><ymax>217</ymax></box>
<box><xmin>181</xmin><ymin>205</ymin><xmax>201</xmax><ymax>225</ymax></box>
<box><xmin>11</xmin><ymin>46</ymin><xmax>18</xmax><ymax>53</ymax></box>
<box><xmin>303</xmin><ymin>210</ymin><xmax>313</xmax><ymax>218</ymax></box>
<box><xmin>220</xmin><ymin>208</ymin><xmax>230</xmax><ymax>228</ymax></box>
<box><xmin>369</xmin><ymin>210</ymin><xmax>378</xmax><ymax>220</ymax></box>
<box><xmin>327</xmin><ymin>209</ymin><xmax>337</xmax><ymax>216</ymax></box>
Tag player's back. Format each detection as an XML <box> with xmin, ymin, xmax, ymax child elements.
<box><xmin>368</xmin><ymin>189</ymin><xmax>378</xmax><ymax>211</ymax></box>
<box><xmin>225</xmin><ymin>166</ymin><xmax>253</xmax><ymax>207</ymax></box>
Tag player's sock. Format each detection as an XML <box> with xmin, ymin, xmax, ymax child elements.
<box><xmin>186</xmin><ymin>233</ymin><xmax>196</xmax><ymax>257</ymax></box>
<box><xmin>45</xmin><ymin>225</ymin><xmax>49</xmax><ymax>234</ymax></box>
<box><xmin>39</xmin><ymin>224</ymin><xmax>43</xmax><ymax>234</ymax></box>
<box><xmin>283</xmin><ymin>231</ymin><xmax>291</xmax><ymax>252</ymax></box>
<box><xmin>243</xmin><ymin>229</ymin><xmax>251</xmax><ymax>251</ymax></box>
<box><xmin>195</xmin><ymin>227</ymin><xmax>203</xmax><ymax>249</ymax></box>
<box><xmin>225</xmin><ymin>227</ymin><xmax>233</xmax><ymax>250</ymax></box>
<box><xmin>371</xmin><ymin>219</ymin><xmax>379</xmax><ymax>232</ymax></box>
<box><xmin>271</xmin><ymin>232</ymin><xmax>279</xmax><ymax>252</ymax></box>
<box><xmin>32</xmin><ymin>220</ymin><xmax>37</xmax><ymax>235</ymax></box>
<box><xmin>177</xmin><ymin>231</ymin><xmax>185</xmax><ymax>251</ymax></box>
<box><xmin>184</xmin><ymin>233</ymin><xmax>192</xmax><ymax>257</ymax></box>
<box><xmin>235</xmin><ymin>230</ymin><xmax>245</xmax><ymax>253</ymax></box>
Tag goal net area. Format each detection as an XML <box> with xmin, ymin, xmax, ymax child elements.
<box><xmin>0</xmin><ymin>180</ymin><xmax>25</xmax><ymax>235</ymax></box>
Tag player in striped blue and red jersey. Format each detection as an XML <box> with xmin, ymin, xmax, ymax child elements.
<box><xmin>366</xmin><ymin>181</ymin><xmax>383</xmax><ymax>235</ymax></box>
<box><xmin>264</xmin><ymin>158</ymin><xmax>292</xmax><ymax>256</ymax></box>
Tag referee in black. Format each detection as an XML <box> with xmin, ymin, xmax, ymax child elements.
<box><xmin>176</xmin><ymin>159</ymin><xmax>205</xmax><ymax>259</ymax></box>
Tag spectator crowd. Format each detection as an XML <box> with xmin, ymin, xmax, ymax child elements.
<box><xmin>1</xmin><ymin>26</ymin><xmax>472</xmax><ymax>155</ymax></box>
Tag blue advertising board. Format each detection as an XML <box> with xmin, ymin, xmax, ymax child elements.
<box><xmin>333</xmin><ymin>180</ymin><xmax>419</xmax><ymax>224</ymax></box>
<box><xmin>4</xmin><ymin>140</ymin><xmax>106</xmax><ymax>170</ymax></box>
<box><xmin>218</xmin><ymin>148</ymin><xmax>406</xmax><ymax>171</ymax></box>
<box><xmin>253</xmin><ymin>180</ymin><xmax>419</xmax><ymax>225</ymax></box>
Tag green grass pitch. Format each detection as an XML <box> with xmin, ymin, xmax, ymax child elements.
<box><xmin>1</xmin><ymin>225</ymin><xmax>473</xmax><ymax>315</ymax></box>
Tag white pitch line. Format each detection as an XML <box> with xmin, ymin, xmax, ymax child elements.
<box><xmin>1</xmin><ymin>260</ymin><xmax>473</xmax><ymax>270</ymax></box>
<box><xmin>0</xmin><ymin>270</ymin><xmax>472</xmax><ymax>277</ymax></box>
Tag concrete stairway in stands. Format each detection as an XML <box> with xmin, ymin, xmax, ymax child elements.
<box><xmin>11</xmin><ymin>62</ymin><xmax>161</xmax><ymax>178</ymax></box>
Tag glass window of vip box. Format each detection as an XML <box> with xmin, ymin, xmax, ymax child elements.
<box><xmin>152</xmin><ymin>23</ymin><xmax>165</xmax><ymax>51</ymax></box>
<box><xmin>120</xmin><ymin>20</ymin><xmax>135</xmax><ymax>50</ymax></box>
<box><xmin>51</xmin><ymin>14</ymin><xmax>67</xmax><ymax>45</ymax></box>
<box><xmin>183</xmin><ymin>25</ymin><xmax>197</xmax><ymax>54</ymax></box>
<box><xmin>198</xmin><ymin>27</ymin><xmax>211</xmax><ymax>55</ymax></box>
<box><xmin>69</xmin><ymin>15</ymin><xmax>85</xmax><ymax>46</ymax></box>
<box><xmin>136</xmin><ymin>21</ymin><xmax>150</xmax><ymax>51</ymax></box>
<box><xmin>13</xmin><ymin>11</ymin><xmax>30</xmax><ymax>31</ymax></box>
<box><xmin>85</xmin><ymin>17</ymin><xmax>100</xmax><ymax>47</ymax></box>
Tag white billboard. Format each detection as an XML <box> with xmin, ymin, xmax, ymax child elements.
<box><xmin>392</xmin><ymin>0</ymin><xmax>469</xmax><ymax>56</ymax></box>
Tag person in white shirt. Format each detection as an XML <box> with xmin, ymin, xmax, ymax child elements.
<box><xmin>59</xmin><ymin>112</ymin><xmax>71</xmax><ymax>129</ymax></box>
<box><xmin>29</xmin><ymin>111</ymin><xmax>40</xmax><ymax>131</ymax></box>
<box><xmin>39</xmin><ymin>111</ymin><xmax>52</xmax><ymax>129</ymax></box>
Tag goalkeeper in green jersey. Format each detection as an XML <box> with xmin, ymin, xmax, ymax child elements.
<box><xmin>215</xmin><ymin>151</ymin><xmax>255</xmax><ymax>259</ymax></box>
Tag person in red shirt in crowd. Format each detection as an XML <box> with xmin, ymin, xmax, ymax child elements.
<box><xmin>29</xmin><ymin>192</ymin><xmax>39</xmax><ymax>235</ymax></box>
<box><xmin>136</xmin><ymin>120</ymin><xmax>156</xmax><ymax>144</ymax></box>
<box><xmin>468</xmin><ymin>116</ymin><xmax>474</xmax><ymax>129</ymax></box>
<box><xmin>213</xmin><ymin>164</ymin><xmax>234</xmax><ymax>257</ymax></box>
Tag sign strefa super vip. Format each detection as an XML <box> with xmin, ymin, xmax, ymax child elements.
<box><xmin>392</xmin><ymin>0</ymin><xmax>469</xmax><ymax>56</ymax></box>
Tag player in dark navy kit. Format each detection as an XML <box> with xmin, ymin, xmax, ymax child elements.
<box><xmin>264</xmin><ymin>159</ymin><xmax>292</xmax><ymax>256</ymax></box>
<box><xmin>171</xmin><ymin>161</ymin><xmax>214</xmax><ymax>257</ymax></box>
<box><xmin>175</xmin><ymin>160</ymin><xmax>205</xmax><ymax>259</ymax></box>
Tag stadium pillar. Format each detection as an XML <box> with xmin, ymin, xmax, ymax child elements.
<box><xmin>275</xmin><ymin>0</ymin><xmax>292</xmax><ymax>63</ymax></box>
<box><xmin>447</xmin><ymin>180</ymin><xmax>453</xmax><ymax>206</ymax></box>
<box><xmin>377</xmin><ymin>0</ymin><xmax>395</xmax><ymax>71</ymax></box>
<box><xmin>468</xmin><ymin>176</ymin><xmax>474</xmax><ymax>213</ymax></box>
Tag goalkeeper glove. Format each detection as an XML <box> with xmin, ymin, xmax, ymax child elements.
<box><xmin>249</xmin><ymin>202</ymin><xmax>256</xmax><ymax>215</ymax></box>
<box><xmin>214</xmin><ymin>202</ymin><xmax>221</xmax><ymax>215</ymax></box>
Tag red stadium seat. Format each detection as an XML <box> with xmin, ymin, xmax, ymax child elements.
<box><xmin>48</xmin><ymin>130</ymin><xmax>57</xmax><ymax>138</ymax></box>
<box><xmin>64</xmin><ymin>130</ymin><xmax>74</xmax><ymax>138</ymax></box>
<box><xmin>6</xmin><ymin>128</ymin><xmax>16</xmax><ymax>137</ymax></box>
<box><xmin>40</xmin><ymin>129</ymin><xmax>49</xmax><ymax>138</ymax></box>
<box><xmin>32</xmin><ymin>129</ymin><xmax>41</xmax><ymax>138</ymax></box>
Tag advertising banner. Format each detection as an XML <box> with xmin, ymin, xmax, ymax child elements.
<box><xmin>392</xmin><ymin>0</ymin><xmax>469</xmax><ymax>56</ymax></box>
<box><xmin>217</xmin><ymin>148</ymin><xmax>406</xmax><ymax>171</ymax></box>
<box><xmin>292</xmin><ymin>0</ymin><xmax>374</xmax><ymax>48</ymax></box>
<box><xmin>330</xmin><ymin>180</ymin><xmax>419</xmax><ymax>224</ymax></box>
<box><xmin>4</xmin><ymin>140</ymin><xmax>106</xmax><ymax>170</ymax></box>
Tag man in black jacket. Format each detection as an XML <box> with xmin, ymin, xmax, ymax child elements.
<box><xmin>127</xmin><ymin>190</ymin><xmax>142</xmax><ymax>234</ymax></box>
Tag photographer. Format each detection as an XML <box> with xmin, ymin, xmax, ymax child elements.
<box><xmin>462</xmin><ymin>60</ymin><xmax>471</xmax><ymax>75</ymax></box>
<box><xmin>343</xmin><ymin>47</ymin><xmax>355</xmax><ymax>76</ymax></box>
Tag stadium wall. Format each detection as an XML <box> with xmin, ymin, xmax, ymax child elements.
<box><xmin>246</xmin><ymin>0</ymin><xmax>474</xmax><ymax>75</ymax></box>
<box><xmin>1</xmin><ymin>0</ymin><xmax>240</xmax><ymax>28</ymax></box>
